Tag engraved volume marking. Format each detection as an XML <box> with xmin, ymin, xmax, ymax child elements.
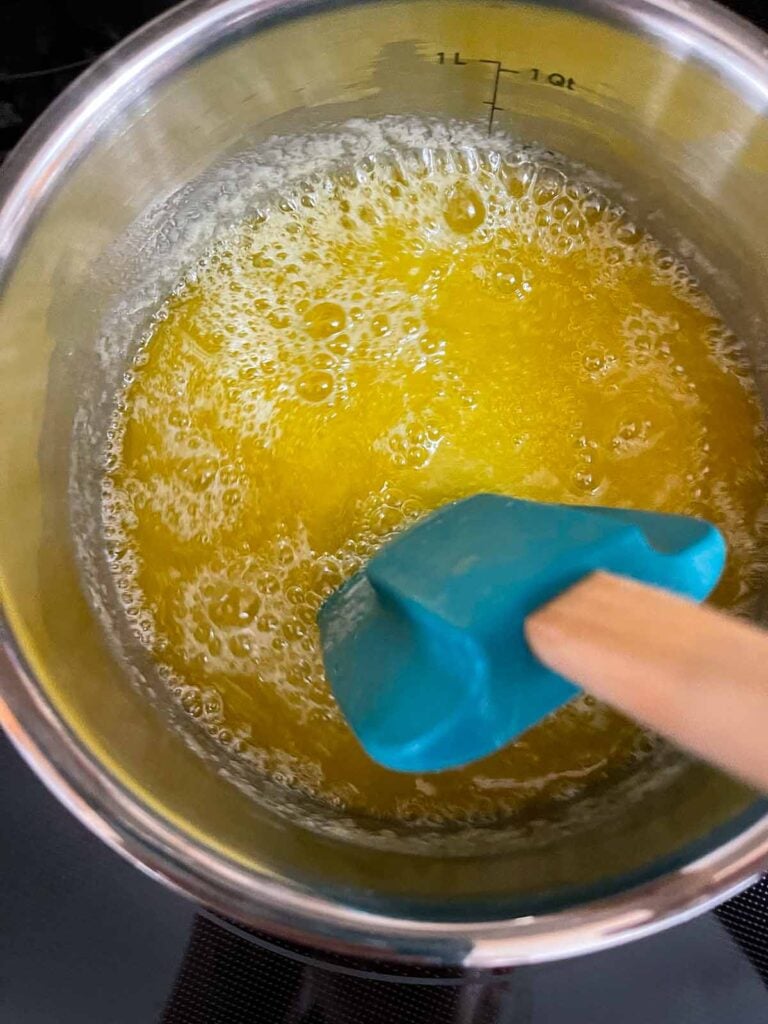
<box><xmin>436</xmin><ymin>51</ymin><xmax>577</xmax><ymax>133</ymax></box>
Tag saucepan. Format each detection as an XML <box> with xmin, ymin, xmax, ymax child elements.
<box><xmin>2</xmin><ymin>0</ymin><xmax>768</xmax><ymax>966</ymax></box>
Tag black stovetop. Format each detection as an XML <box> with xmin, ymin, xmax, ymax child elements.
<box><xmin>2</xmin><ymin>2</ymin><xmax>768</xmax><ymax>1021</ymax></box>
<box><xmin>3</xmin><ymin>732</ymin><xmax>767</xmax><ymax>1022</ymax></box>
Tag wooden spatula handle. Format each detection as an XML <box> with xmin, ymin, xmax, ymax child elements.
<box><xmin>525</xmin><ymin>571</ymin><xmax>768</xmax><ymax>792</ymax></box>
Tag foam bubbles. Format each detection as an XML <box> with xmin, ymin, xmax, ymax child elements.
<box><xmin>100</xmin><ymin>120</ymin><xmax>768</xmax><ymax>829</ymax></box>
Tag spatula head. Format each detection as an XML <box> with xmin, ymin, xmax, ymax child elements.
<box><xmin>318</xmin><ymin>494</ymin><xmax>726</xmax><ymax>773</ymax></box>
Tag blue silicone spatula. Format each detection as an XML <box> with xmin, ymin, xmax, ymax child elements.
<box><xmin>318</xmin><ymin>494</ymin><xmax>745</xmax><ymax>776</ymax></box>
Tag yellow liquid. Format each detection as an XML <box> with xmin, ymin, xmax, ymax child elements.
<box><xmin>104</xmin><ymin>145</ymin><xmax>767</xmax><ymax>827</ymax></box>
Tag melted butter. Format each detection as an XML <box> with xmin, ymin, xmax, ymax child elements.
<box><xmin>103</xmin><ymin>146</ymin><xmax>768</xmax><ymax>826</ymax></box>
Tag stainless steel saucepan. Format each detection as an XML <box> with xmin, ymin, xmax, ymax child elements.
<box><xmin>2</xmin><ymin>0</ymin><xmax>768</xmax><ymax>966</ymax></box>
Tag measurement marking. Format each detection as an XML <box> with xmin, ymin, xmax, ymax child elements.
<box><xmin>531</xmin><ymin>68</ymin><xmax>577</xmax><ymax>90</ymax></box>
<box><xmin>436</xmin><ymin>51</ymin><xmax>577</xmax><ymax>135</ymax></box>
<box><xmin>478</xmin><ymin>60</ymin><xmax>519</xmax><ymax>134</ymax></box>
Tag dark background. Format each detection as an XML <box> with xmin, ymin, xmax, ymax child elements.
<box><xmin>2</xmin><ymin>2</ymin><xmax>768</xmax><ymax>1021</ymax></box>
